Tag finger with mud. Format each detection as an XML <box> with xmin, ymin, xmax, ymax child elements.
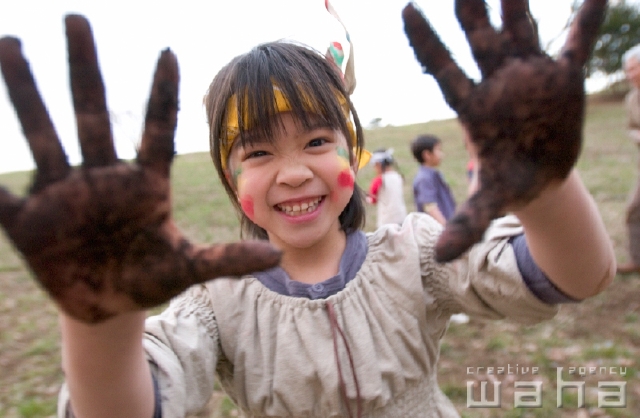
<box><xmin>137</xmin><ymin>49</ymin><xmax>180</xmax><ymax>178</ymax></box>
<box><xmin>402</xmin><ymin>3</ymin><xmax>473</xmax><ymax>112</ymax></box>
<box><xmin>435</xmin><ymin>190</ymin><xmax>503</xmax><ymax>263</ymax></box>
<box><xmin>65</xmin><ymin>15</ymin><xmax>117</xmax><ymax>168</ymax></box>
<box><xmin>500</xmin><ymin>0</ymin><xmax>542</xmax><ymax>57</ymax></box>
<box><xmin>189</xmin><ymin>241</ymin><xmax>282</xmax><ymax>281</ymax></box>
<box><xmin>454</xmin><ymin>0</ymin><xmax>506</xmax><ymax>77</ymax></box>
<box><xmin>0</xmin><ymin>186</ymin><xmax>23</xmax><ymax>231</ymax></box>
<box><xmin>560</xmin><ymin>0</ymin><xmax>607</xmax><ymax>68</ymax></box>
<box><xmin>0</xmin><ymin>37</ymin><xmax>70</xmax><ymax>192</ymax></box>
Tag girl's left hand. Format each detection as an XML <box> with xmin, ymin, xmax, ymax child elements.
<box><xmin>402</xmin><ymin>0</ymin><xmax>607</xmax><ymax>262</ymax></box>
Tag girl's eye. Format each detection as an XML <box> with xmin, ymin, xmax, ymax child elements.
<box><xmin>246</xmin><ymin>150</ymin><xmax>268</xmax><ymax>159</ymax></box>
<box><xmin>307</xmin><ymin>138</ymin><xmax>327</xmax><ymax>148</ymax></box>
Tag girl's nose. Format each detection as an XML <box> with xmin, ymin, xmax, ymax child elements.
<box><xmin>276</xmin><ymin>161</ymin><xmax>313</xmax><ymax>188</ymax></box>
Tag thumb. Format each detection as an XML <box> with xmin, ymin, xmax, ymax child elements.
<box><xmin>435</xmin><ymin>191</ymin><xmax>502</xmax><ymax>263</ymax></box>
<box><xmin>189</xmin><ymin>240</ymin><xmax>282</xmax><ymax>282</ymax></box>
<box><xmin>0</xmin><ymin>186</ymin><xmax>23</xmax><ymax>231</ymax></box>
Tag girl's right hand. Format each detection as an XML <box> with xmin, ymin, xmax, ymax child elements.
<box><xmin>0</xmin><ymin>15</ymin><xmax>281</xmax><ymax>324</ymax></box>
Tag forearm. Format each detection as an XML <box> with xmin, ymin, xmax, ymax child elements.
<box><xmin>60</xmin><ymin>311</ymin><xmax>155</xmax><ymax>418</ymax></box>
<box><xmin>424</xmin><ymin>203</ymin><xmax>447</xmax><ymax>225</ymax></box>
<box><xmin>513</xmin><ymin>170</ymin><xmax>616</xmax><ymax>300</ymax></box>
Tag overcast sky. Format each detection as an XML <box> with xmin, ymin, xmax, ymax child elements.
<box><xmin>0</xmin><ymin>0</ymin><xmax>601</xmax><ymax>174</ymax></box>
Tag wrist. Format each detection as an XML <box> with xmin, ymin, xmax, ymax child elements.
<box><xmin>512</xmin><ymin>171</ymin><xmax>576</xmax><ymax>225</ymax></box>
<box><xmin>60</xmin><ymin>311</ymin><xmax>153</xmax><ymax>418</ymax></box>
<box><xmin>60</xmin><ymin>310</ymin><xmax>147</xmax><ymax>365</ymax></box>
<box><xmin>511</xmin><ymin>169</ymin><xmax>615</xmax><ymax>299</ymax></box>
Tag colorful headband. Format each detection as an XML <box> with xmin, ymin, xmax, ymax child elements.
<box><xmin>220</xmin><ymin>86</ymin><xmax>371</xmax><ymax>171</ymax></box>
<box><xmin>371</xmin><ymin>148</ymin><xmax>394</xmax><ymax>165</ymax></box>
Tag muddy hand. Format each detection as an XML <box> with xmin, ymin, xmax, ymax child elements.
<box><xmin>0</xmin><ymin>15</ymin><xmax>281</xmax><ymax>323</ymax></box>
<box><xmin>402</xmin><ymin>0</ymin><xmax>606</xmax><ymax>262</ymax></box>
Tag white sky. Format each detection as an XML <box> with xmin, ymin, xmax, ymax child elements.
<box><xmin>0</xmin><ymin>0</ymin><xmax>598</xmax><ymax>174</ymax></box>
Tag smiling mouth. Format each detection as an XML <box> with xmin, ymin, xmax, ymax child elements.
<box><xmin>276</xmin><ymin>197</ymin><xmax>323</xmax><ymax>217</ymax></box>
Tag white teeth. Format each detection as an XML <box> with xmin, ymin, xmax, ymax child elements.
<box><xmin>277</xmin><ymin>197</ymin><xmax>321</xmax><ymax>216</ymax></box>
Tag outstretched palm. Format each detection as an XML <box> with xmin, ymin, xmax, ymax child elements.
<box><xmin>0</xmin><ymin>16</ymin><xmax>280</xmax><ymax>323</ymax></box>
<box><xmin>403</xmin><ymin>0</ymin><xmax>607</xmax><ymax>262</ymax></box>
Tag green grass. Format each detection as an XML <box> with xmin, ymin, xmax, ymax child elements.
<box><xmin>0</xmin><ymin>98</ymin><xmax>639</xmax><ymax>417</ymax></box>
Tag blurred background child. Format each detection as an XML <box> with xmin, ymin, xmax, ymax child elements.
<box><xmin>410</xmin><ymin>134</ymin><xmax>456</xmax><ymax>225</ymax></box>
<box><xmin>366</xmin><ymin>148</ymin><xmax>408</xmax><ymax>228</ymax></box>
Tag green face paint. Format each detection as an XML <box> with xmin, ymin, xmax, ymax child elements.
<box><xmin>337</xmin><ymin>146</ymin><xmax>350</xmax><ymax>162</ymax></box>
<box><xmin>232</xmin><ymin>167</ymin><xmax>242</xmax><ymax>187</ymax></box>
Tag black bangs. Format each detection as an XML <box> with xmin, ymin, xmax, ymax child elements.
<box><xmin>232</xmin><ymin>42</ymin><xmax>352</xmax><ymax>148</ymax></box>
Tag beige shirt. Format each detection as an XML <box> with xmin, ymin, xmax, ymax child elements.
<box><xmin>59</xmin><ymin>213</ymin><xmax>558</xmax><ymax>418</ymax></box>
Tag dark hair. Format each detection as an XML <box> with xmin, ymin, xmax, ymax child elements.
<box><xmin>410</xmin><ymin>134</ymin><xmax>441</xmax><ymax>163</ymax></box>
<box><xmin>204</xmin><ymin>40</ymin><xmax>366</xmax><ymax>240</ymax></box>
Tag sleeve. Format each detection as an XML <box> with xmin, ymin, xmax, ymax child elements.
<box><xmin>413</xmin><ymin>213</ymin><xmax>559</xmax><ymax>325</ymax></box>
<box><xmin>56</xmin><ymin>284</ymin><xmax>221</xmax><ymax>418</ymax></box>
<box><xmin>57</xmin><ymin>372</ymin><xmax>162</xmax><ymax>418</ymax></box>
<box><xmin>510</xmin><ymin>234</ymin><xmax>579</xmax><ymax>304</ymax></box>
<box><xmin>143</xmin><ymin>285</ymin><xmax>222</xmax><ymax>418</ymax></box>
<box><xmin>368</xmin><ymin>176</ymin><xmax>383</xmax><ymax>203</ymax></box>
<box><xmin>413</xmin><ymin>173</ymin><xmax>438</xmax><ymax>209</ymax></box>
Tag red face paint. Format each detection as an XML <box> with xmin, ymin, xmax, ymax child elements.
<box><xmin>337</xmin><ymin>169</ymin><xmax>354</xmax><ymax>189</ymax></box>
<box><xmin>240</xmin><ymin>195</ymin><xmax>255</xmax><ymax>220</ymax></box>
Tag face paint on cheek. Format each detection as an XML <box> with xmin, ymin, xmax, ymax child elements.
<box><xmin>240</xmin><ymin>195</ymin><xmax>255</xmax><ymax>220</ymax></box>
<box><xmin>233</xmin><ymin>168</ymin><xmax>254</xmax><ymax>220</ymax></box>
<box><xmin>335</xmin><ymin>146</ymin><xmax>355</xmax><ymax>190</ymax></box>
<box><xmin>337</xmin><ymin>169</ymin><xmax>354</xmax><ymax>189</ymax></box>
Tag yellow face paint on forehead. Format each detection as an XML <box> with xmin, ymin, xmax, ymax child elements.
<box><xmin>220</xmin><ymin>85</ymin><xmax>370</xmax><ymax>171</ymax></box>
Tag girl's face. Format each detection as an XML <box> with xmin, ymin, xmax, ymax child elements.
<box><xmin>226</xmin><ymin>112</ymin><xmax>356</xmax><ymax>252</ymax></box>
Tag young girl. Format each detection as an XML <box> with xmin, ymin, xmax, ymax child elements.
<box><xmin>0</xmin><ymin>3</ymin><xmax>615</xmax><ymax>418</ymax></box>
<box><xmin>366</xmin><ymin>148</ymin><xmax>408</xmax><ymax>228</ymax></box>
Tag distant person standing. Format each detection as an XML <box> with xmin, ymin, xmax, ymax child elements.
<box><xmin>619</xmin><ymin>44</ymin><xmax>640</xmax><ymax>274</ymax></box>
<box><xmin>410</xmin><ymin>135</ymin><xmax>456</xmax><ymax>225</ymax></box>
<box><xmin>367</xmin><ymin>148</ymin><xmax>408</xmax><ymax>228</ymax></box>
<box><xmin>411</xmin><ymin>135</ymin><xmax>470</xmax><ymax>324</ymax></box>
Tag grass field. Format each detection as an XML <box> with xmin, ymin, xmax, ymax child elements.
<box><xmin>0</xmin><ymin>98</ymin><xmax>638</xmax><ymax>417</ymax></box>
